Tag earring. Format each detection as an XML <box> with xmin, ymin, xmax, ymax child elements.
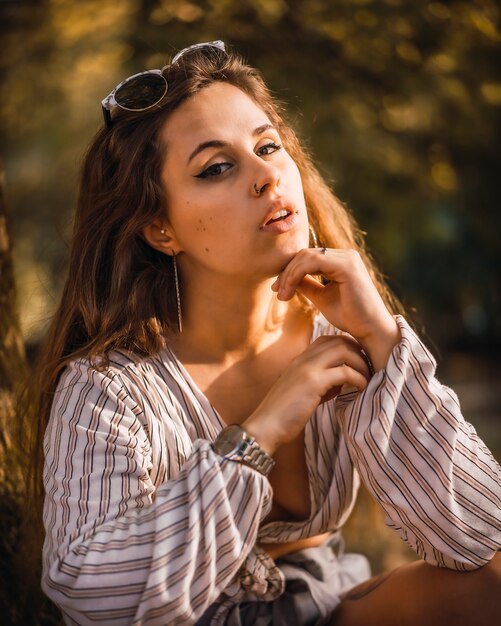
<box><xmin>309</xmin><ymin>224</ymin><xmax>319</xmax><ymax>248</ymax></box>
<box><xmin>171</xmin><ymin>253</ymin><xmax>182</xmax><ymax>333</ymax></box>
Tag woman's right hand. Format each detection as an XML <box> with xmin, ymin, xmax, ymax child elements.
<box><xmin>243</xmin><ymin>334</ymin><xmax>371</xmax><ymax>455</ymax></box>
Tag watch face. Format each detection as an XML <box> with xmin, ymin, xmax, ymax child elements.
<box><xmin>214</xmin><ymin>425</ymin><xmax>245</xmax><ymax>456</ymax></box>
<box><xmin>213</xmin><ymin>424</ymin><xmax>274</xmax><ymax>476</ymax></box>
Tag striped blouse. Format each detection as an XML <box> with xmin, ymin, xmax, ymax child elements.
<box><xmin>42</xmin><ymin>315</ymin><xmax>501</xmax><ymax>625</ymax></box>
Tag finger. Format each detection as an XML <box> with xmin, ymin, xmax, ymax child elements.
<box><xmin>274</xmin><ymin>249</ymin><xmax>321</xmax><ymax>293</ymax></box>
<box><xmin>320</xmin><ymin>385</ymin><xmax>342</xmax><ymax>405</ymax></box>
<box><xmin>295</xmin><ymin>275</ymin><xmax>328</xmax><ymax>306</ymax></box>
<box><xmin>325</xmin><ymin>347</ymin><xmax>371</xmax><ymax>381</ymax></box>
<box><xmin>300</xmin><ymin>336</ymin><xmax>372</xmax><ymax>381</ymax></box>
<box><xmin>277</xmin><ymin>248</ymin><xmax>358</xmax><ymax>299</ymax></box>
<box><xmin>275</xmin><ymin>251</ymin><xmax>331</xmax><ymax>299</ymax></box>
<box><xmin>321</xmin><ymin>363</ymin><xmax>369</xmax><ymax>393</ymax></box>
<box><xmin>276</xmin><ymin>273</ymin><xmax>324</xmax><ymax>302</ymax></box>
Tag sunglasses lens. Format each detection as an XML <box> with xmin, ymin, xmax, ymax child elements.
<box><xmin>115</xmin><ymin>73</ymin><xmax>167</xmax><ymax>111</ymax></box>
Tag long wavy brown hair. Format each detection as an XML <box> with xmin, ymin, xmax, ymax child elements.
<box><xmin>24</xmin><ymin>44</ymin><xmax>402</xmax><ymax>518</ymax></box>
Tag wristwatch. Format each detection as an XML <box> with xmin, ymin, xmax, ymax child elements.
<box><xmin>212</xmin><ymin>424</ymin><xmax>275</xmax><ymax>477</ymax></box>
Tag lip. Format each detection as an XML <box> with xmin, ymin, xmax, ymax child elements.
<box><xmin>260</xmin><ymin>198</ymin><xmax>297</xmax><ymax>230</ymax></box>
<box><xmin>260</xmin><ymin>211</ymin><xmax>299</xmax><ymax>233</ymax></box>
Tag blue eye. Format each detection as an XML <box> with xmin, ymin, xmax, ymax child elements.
<box><xmin>257</xmin><ymin>142</ymin><xmax>282</xmax><ymax>156</ymax></box>
<box><xmin>195</xmin><ymin>162</ymin><xmax>233</xmax><ymax>179</ymax></box>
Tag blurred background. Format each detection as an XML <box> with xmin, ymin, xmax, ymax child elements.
<box><xmin>1</xmin><ymin>0</ymin><xmax>500</xmax><ymax>621</ymax></box>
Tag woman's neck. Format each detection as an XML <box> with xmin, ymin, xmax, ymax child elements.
<box><xmin>170</xmin><ymin>274</ymin><xmax>305</xmax><ymax>363</ymax></box>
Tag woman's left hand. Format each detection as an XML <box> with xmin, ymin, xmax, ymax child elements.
<box><xmin>271</xmin><ymin>248</ymin><xmax>401</xmax><ymax>371</ymax></box>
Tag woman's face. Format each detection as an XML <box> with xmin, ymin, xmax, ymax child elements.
<box><xmin>159</xmin><ymin>82</ymin><xmax>309</xmax><ymax>281</ymax></box>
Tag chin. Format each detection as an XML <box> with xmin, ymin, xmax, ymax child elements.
<box><xmin>287</xmin><ymin>227</ymin><xmax>310</xmax><ymax>252</ymax></box>
<box><xmin>274</xmin><ymin>237</ymin><xmax>309</xmax><ymax>271</ymax></box>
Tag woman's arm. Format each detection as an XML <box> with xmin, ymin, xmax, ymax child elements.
<box><xmin>272</xmin><ymin>248</ymin><xmax>500</xmax><ymax>568</ymax></box>
<box><xmin>337</xmin><ymin>316</ymin><xmax>501</xmax><ymax>570</ymax></box>
<box><xmin>42</xmin><ymin>361</ymin><xmax>281</xmax><ymax>625</ymax></box>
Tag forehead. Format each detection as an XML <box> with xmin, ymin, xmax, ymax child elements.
<box><xmin>160</xmin><ymin>82</ymin><xmax>271</xmax><ymax>148</ymax></box>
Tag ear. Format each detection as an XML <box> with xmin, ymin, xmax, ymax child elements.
<box><xmin>142</xmin><ymin>221</ymin><xmax>181</xmax><ymax>256</ymax></box>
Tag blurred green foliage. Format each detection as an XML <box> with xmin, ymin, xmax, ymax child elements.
<box><xmin>1</xmin><ymin>0</ymin><xmax>501</xmax><ymax>353</ymax></box>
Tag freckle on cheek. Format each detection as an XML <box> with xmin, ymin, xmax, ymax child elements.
<box><xmin>205</xmin><ymin>248</ymin><xmax>210</xmax><ymax>253</ymax></box>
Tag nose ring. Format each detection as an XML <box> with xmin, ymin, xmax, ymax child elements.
<box><xmin>253</xmin><ymin>183</ymin><xmax>264</xmax><ymax>196</ymax></box>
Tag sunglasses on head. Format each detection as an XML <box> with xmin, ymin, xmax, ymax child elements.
<box><xmin>101</xmin><ymin>40</ymin><xmax>227</xmax><ymax>128</ymax></box>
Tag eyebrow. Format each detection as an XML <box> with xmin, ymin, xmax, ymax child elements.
<box><xmin>187</xmin><ymin>123</ymin><xmax>275</xmax><ymax>164</ymax></box>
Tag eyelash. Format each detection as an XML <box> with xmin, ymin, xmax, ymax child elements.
<box><xmin>195</xmin><ymin>142</ymin><xmax>283</xmax><ymax>179</ymax></box>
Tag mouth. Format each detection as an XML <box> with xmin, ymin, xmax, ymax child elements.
<box><xmin>260</xmin><ymin>200</ymin><xmax>297</xmax><ymax>229</ymax></box>
<box><xmin>264</xmin><ymin>208</ymin><xmax>292</xmax><ymax>226</ymax></box>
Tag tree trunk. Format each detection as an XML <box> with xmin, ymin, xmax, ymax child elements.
<box><xmin>0</xmin><ymin>160</ymin><xmax>26</xmax><ymax>486</ymax></box>
<box><xmin>0</xmin><ymin>161</ymin><xmax>59</xmax><ymax>623</ymax></box>
<box><xmin>0</xmin><ymin>158</ymin><xmax>30</xmax><ymax>619</ymax></box>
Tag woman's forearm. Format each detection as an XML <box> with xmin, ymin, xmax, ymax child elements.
<box><xmin>338</xmin><ymin>316</ymin><xmax>501</xmax><ymax>570</ymax></box>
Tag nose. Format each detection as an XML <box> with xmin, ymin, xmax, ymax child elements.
<box><xmin>251</xmin><ymin>161</ymin><xmax>281</xmax><ymax>197</ymax></box>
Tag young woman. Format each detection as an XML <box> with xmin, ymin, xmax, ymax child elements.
<box><xmin>36</xmin><ymin>41</ymin><xmax>500</xmax><ymax>625</ymax></box>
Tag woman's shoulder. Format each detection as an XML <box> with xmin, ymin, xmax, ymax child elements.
<box><xmin>55</xmin><ymin>347</ymin><xmax>174</xmax><ymax>398</ymax></box>
<box><xmin>51</xmin><ymin>349</ymin><xmax>186</xmax><ymax>432</ymax></box>
<box><xmin>59</xmin><ymin>349</ymin><xmax>147</xmax><ymax>380</ymax></box>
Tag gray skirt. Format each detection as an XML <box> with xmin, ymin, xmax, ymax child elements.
<box><xmin>198</xmin><ymin>534</ymin><xmax>371</xmax><ymax>626</ymax></box>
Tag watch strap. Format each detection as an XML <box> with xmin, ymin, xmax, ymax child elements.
<box><xmin>213</xmin><ymin>425</ymin><xmax>275</xmax><ymax>477</ymax></box>
<box><xmin>239</xmin><ymin>434</ymin><xmax>275</xmax><ymax>476</ymax></box>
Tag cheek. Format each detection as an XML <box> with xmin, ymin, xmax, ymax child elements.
<box><xmin>193</xmin><ymin>217</ymin><xmax>208</xmax><ymax>234</ymax></box>
<box><xmin>170</xmin><ymin>194</ymin><xmax>213</xmax><ymax>232</ymax></box>
<box><xmin>175</xmin><ymin>205</ymin><xmax>226</xmax><ymax>255</ymax></box>
<box><xmin>190</xmin><ymin>215</ymin><xmax>223</xmax><ymax>253</ymax></box>
<box><xmin>285</xmin><ymin>155</ymin><xmax>304</xmax><ymax>190</ymax></box>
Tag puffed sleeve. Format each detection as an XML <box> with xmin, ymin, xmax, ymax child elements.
<box><xmin>42</xmin><ymin>360</ymin><xmax>282</xmax><ymax>625</ymax></box>
<box><xmin>337</xmin><ymin>315</ymin><xmax>501</xmax><ymax>570</ymax></box>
